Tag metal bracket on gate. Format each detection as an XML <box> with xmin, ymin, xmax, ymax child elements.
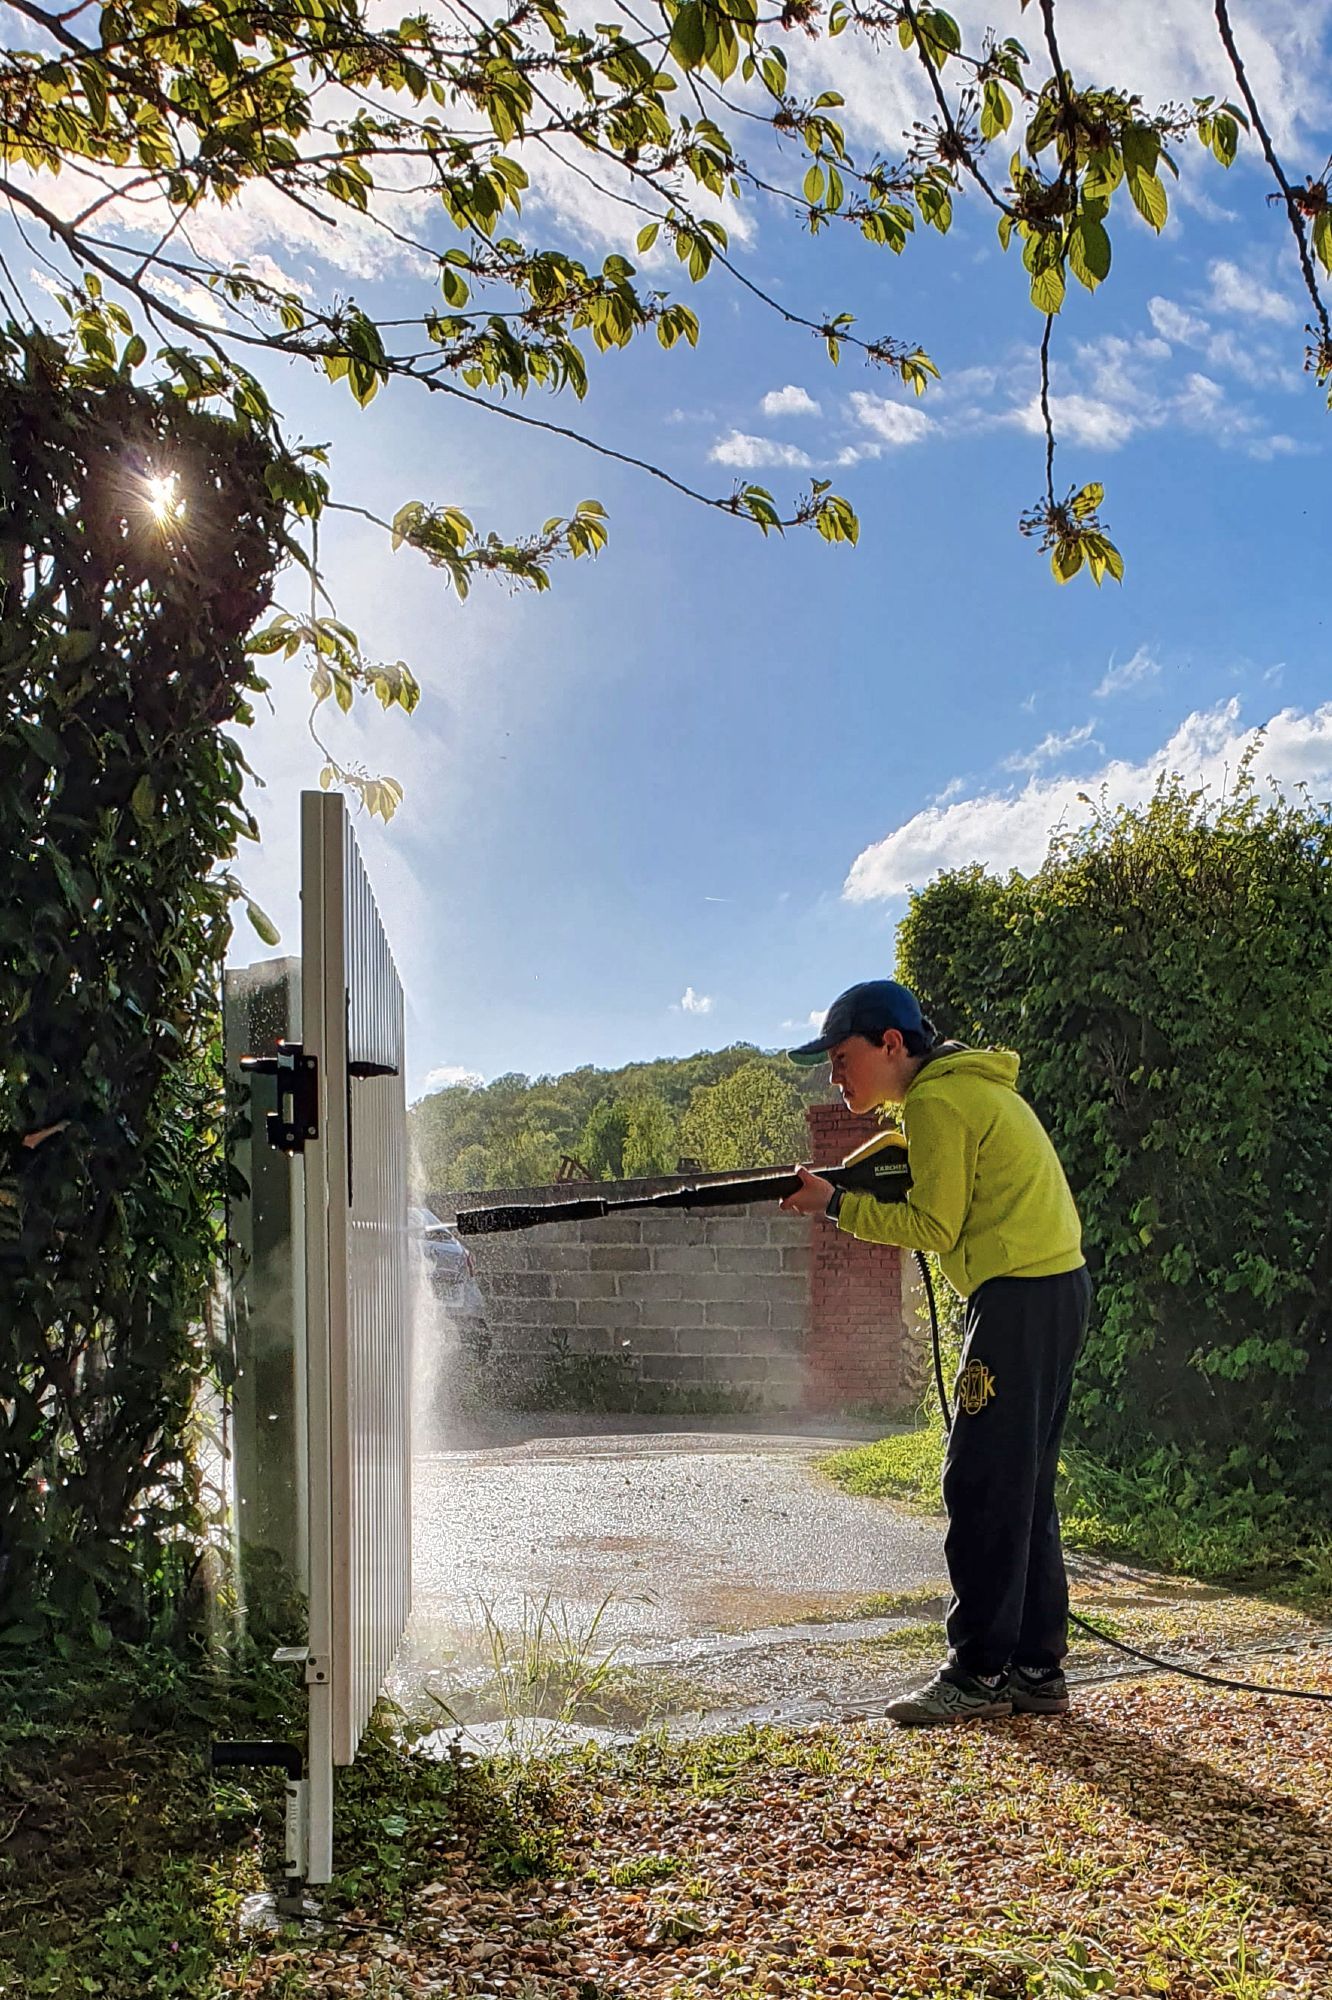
<box><xmin>240</xmin><ymin>1042</ymin><xmax>319</xmax><ymax>1154</ymax></box>
<box><xmin>209</xmin><ymin>1739</ymin><xmax>310</xmax><ymax>1906</ymax></box>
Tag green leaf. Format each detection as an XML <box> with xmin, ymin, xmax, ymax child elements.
<box><xmin>1313</xmin><ymin>207</ymin><xmax>1332</xmax><ymax>277</ymax></box>
<box><xmin>1128</xmin><ymin>167</ymin><xmax>1168</xmax><ymax>233</ymax></box>
<box><xmin>636</xmin><ymin>221</ymin><xmax>660</xmax><ymax>252</ymax></box>
<box><xmin>130</xmin><ymin>776</ymin><xmax>156</xmax><ymax>825</ymax></box>
<box><xmin>1029</xmin><ymin>261</ymin><xmax>1066</xmax><ymax>315</ymax></box>
<box><xmin>1052</xmin><ymin>537</ymin><xmax>1084</xmax><ymax>583</ymax></box>
<box><xmin>1092</xmin><ymin>536</ymin><xmax>1125</xmax><ymax>585</ymax></box>
<box><xmin>1070</xmin><ymin>481</ymin><xmax>1104</xmax><ymax>520</ymax></box>
<box><xmin>242</xmin><ymin>895</ymin><xmax>281</xmax><ymax>947</ymax></box>
<box><xmin>980</xmin><ymin>80</ymin><xmax>1012</xmax><ymax>142</ymax></box>
<box><xmin>1121</xmin><ymin>122</ymin><xmax>1160</xmax><ymax>179</ymax></box>
<box><xmin>669</xmin><ymin>2</ymin><xmax>706</xmax><ymax>69</ymax></box>
<box><xmin>1068</xmin><ymin>214</ymin><xmax>1111</xmax><ymax>291</ymax></box>
<box><xmin>803</xmin><ymin>163</ymin><xmax>825</xmax><ymax>206</ymax></box>
<box><xmin>1211</xmin><ymin>112</ymin><xmax>1240</xmax><ymax>168</ymax></box>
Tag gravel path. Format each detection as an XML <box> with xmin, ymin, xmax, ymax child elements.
<box><xmin>407</xmin><ymin>1421</ymin><xmax>948</xmax><ymax>1655</ymax></box>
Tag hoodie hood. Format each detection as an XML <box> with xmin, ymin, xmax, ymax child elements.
<box><xmin>909</xmin><ymin>1044</ymin><xmax>1021</xmax><ymax>1093</ymax></box>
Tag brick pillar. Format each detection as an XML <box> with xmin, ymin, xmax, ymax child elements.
<box><xmin>803</xmin><ymin>1101</ymin><xmax>910</xmax><ymax>1413</ymax></box>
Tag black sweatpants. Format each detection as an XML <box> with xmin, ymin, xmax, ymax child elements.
<box><xmin>941</xmin><ymin>1265</ymin><xmax>1092</xmax><ymax>1677</ymax></box>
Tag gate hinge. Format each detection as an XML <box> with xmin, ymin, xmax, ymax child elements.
<box><xmin>240</xmin><ymin>1042</ymin><xmax>319</xmax><ymax>1154</ymax></box>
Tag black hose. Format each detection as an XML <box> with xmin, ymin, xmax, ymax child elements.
<box><xmin>914</xmin><ymin>1249</ymin><xmax>1332</xmax><ymax>1706</ymax></box>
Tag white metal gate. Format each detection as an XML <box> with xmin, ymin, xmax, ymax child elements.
<box><xmin>300</xmin><ymin>789</ymin><xmax>412</xmax><ymax>1882</ymax></box>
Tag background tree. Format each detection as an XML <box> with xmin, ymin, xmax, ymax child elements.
<box><xmin>409</xmin><ymin>1045</ymin><xmax>831</xmax><ymax>1188</ymax></box>
<box><xmin>678</xmin><ymin>1059</ymin><xmax>810</xmax><ymax>1172</ymax></box>
<box><xmin>620</xmin><ymin>1093</ymin><xmax>679</xmax><ymax>1178</ymax></box>
<box><xmin>579</xmin><ymin>1095</ymin><xmax>635</xmax><ymax>1181</ymax></box>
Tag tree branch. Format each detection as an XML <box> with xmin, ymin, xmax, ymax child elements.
<box><xmin>897</xmin><ymin>0</ymin><xmax>1015</xmax><ymax>217</ymax></box>
<box><xmin>1039</xmin><ymin>312</ymin><xmax>1056</xmax><ymax>505</ymax></box>
<box><xmin>1212</xmin><ymin>0</ymin><xmax>1331</xmax><ymax>341</ymax></box>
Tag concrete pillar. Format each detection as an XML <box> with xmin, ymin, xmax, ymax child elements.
<box><xmin>803</xmin><ymin>1101</ymin><xmax>910</xmax><ymax>1412</ymax></box>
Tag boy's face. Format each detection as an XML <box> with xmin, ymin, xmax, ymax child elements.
<box><xmin>828</xmin><ymin>1031</ymin><xmax>911</xmax><ymax>1113</ymax></box>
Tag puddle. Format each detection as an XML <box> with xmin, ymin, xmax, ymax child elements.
<box><xmin>417</xmin><ymin>1715</ymin><xmax>623</xmax><ymax>1758</ymax></box>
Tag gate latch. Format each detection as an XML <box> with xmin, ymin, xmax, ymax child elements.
<box><xmin>240</xmin><ymin>1043</ymin><xmax>319</xmax><ymax>1154</ymax></box>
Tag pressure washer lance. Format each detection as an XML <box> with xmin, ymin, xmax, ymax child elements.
<box><xmin>457</xmin><ymin>1132</ymin><xmax>1332</xmax><ymax>1708</ymax></box>
<box><xmin>454</xmin><ymin>1127</ymin><xmax>916</xmax><ymax>1233</ymax></box>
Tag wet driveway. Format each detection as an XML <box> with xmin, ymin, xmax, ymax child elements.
<box><xmin>386</xmin><ymin>1416</ymin><xmax>1331</xmax><ymax>1746</ymax></box>
<box><xmin>411</xmin><ymin>1417</ymin><xmax>946</xmax><ymax>1644</ymax></box>
<box><xmin>392</xmin><ymin>1416</ymin><xmax>953</xmax><ymax>1739</ymax></box>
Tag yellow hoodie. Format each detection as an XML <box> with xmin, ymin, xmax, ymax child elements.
<box><xmin>836</xmin><ymin>1047</ymin><xmax>1084</xmax><ymax>1298</ymax></box>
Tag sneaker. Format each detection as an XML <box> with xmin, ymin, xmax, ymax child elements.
<box><xmin>1009</xmin><ymin>1665</ymin><xmax>1070</xmax><ymax>1715</ymax></box>
<box><xmin>884</xmin><ymin>1667</ymin><xmax>1012</xmax><ymax>1727</ymax></box>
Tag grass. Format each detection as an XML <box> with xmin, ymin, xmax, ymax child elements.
<box><xmin>0</xmin><ymin>1640</ymin><xmax>561</xmax><ymax>1999</ymax></box>
<box><xmin>795</xmin><ymin>1582</ymin><xmax>949</xmax><ymax>1625</ymax></box>
<box><xmin>0</xmin><ymin>1644</ymin><xmax>278</xmax><ymax>1999</ymax></box>
<box><xmin>6</xmin><ymin>1429</ymin><xmax>1327</xmax><ymax>1997</ymax></box>
<box><xmin>6</xmin><ymin>1631</ymin><xmax>1329</xmax><ymax>1997</ymax></box>
<box><xmin>819</xmin><ymin>1422</ymin><xmax>1332</xmax><ymax>1617</ymax></box>
<box><xmin>426</xmin><ymin>1589</ymin><xmax>621</xmax><ymax>1731</ymax></box>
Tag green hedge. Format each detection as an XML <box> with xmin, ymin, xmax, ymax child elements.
<box><xmin>0</xmin><ymin>336</ymin><xmax>289</xmax><ymax>1636</ymax></box>
<box><xmin>896</xmin><ymin>768</ymin><xmax>1332</xmax><ymax>1504</ymax></box>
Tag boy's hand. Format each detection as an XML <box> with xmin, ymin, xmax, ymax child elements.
<box><xmin>779</xmin><ymin>1166</ymin><xmax>837</xmax><ymax>1216</ymax></box>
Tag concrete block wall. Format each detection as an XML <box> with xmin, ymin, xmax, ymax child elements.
<box><xmin>428</xmin><ymin>1110</ymin><xmax>923</xmax><ymax>1413</ymax></box>
<box><xmin>431</xmin><ymin>1176</ymin><xmax>808</xmax><ymax>1408</ymax></box>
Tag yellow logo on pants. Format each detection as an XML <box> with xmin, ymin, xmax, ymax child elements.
<box><xmin>956</xmin><ymin>1358</ymin><xmax>996</xmax><ymax>1415</ymax></box>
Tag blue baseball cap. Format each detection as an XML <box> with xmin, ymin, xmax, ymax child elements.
<box><xmin>787</xmin><ymin>979</ymin><xmax>928</xmax><ymax>1067</ymax></box>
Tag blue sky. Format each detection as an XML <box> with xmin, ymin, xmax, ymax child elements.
<box><xmin>9</xmin><ymin>1</ymin><xmax>1332</xmax><ymax>1096</ymax></box>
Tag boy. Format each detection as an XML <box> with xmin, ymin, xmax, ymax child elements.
<box><xmin>783</xmin><ymin>979</ymin><xmax>1091</xmax><ymax>1724</ymax></box>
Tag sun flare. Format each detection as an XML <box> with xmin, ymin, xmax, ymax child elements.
<box><xmin>144</xmin><ymin>471</ymin><xmax>184</xmax><ymax>525</ymax></box>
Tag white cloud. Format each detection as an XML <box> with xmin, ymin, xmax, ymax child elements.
<box><xmin>1003</xmin><ymin>333</ymin><xmax>1173</xmax><ymax>448</ymax></box>
<box><xmin>762</xmin><ymin>384</ymin><xmax>821</xmax><ymax>418</ymax></box>
<box><xmin>847</xmin><ymin>392</ymin><xmax>935</xmax><ymax>446</ymax></box>
<box><xmin>423</xmin><ymin>1064</ymin><xmax>484</xmax><ymax>1091</ymax></box>
<box><xmin>1008</xmin><ymin>391</ymin><xmax>1150</xmax><ymax>449</ymax></box>
<box><xmin>1002</xmin><ymin>723</ymin><xmax>1100</xmax><ymax>772</ymax></box>
<box><xmin>1207</xmin><ymin>258</ymin><xmax>1296</xmax><ymax>323</ymax></box>
<box><xmin>1248</xmin><ymin>432</ymin><xmax>1308</xmax><ymax>459</ymax></box>
<box><xmin>1137</xmin><ymin>300</ymin><xmax>1295</xmax><ymax>394</ymax></box>
<box><xmin>843</xmin><ymin>701</ymin><xmax>1332</xmax><ymax>901</ymax></box>
<box><xmin>1096</xmin><ymin>644</ymin><xmax>1162</xmax><ymax>699</ymax></box>
<box><xmin>1171</xmin><ymin>176</ymin><xmax>1239</xmax><ymax>226</ymax></box>
<box><xmin>680</xmin><ymin>987</ymin><xmax>714</xmax><ymax>1014</ymax></box>
<box><xmin>524</xmin><ymin>131</ymin><xmax>755</xmax><ymax>259</ymax></box>
<box><xmin>1148</xmin><ymin>296</ymin><xmax>1209</xmax><ymax>345</ymax></box>
<box><xmin>999</xmin><ymin>327</ymin><xmax>1296</xmax><ymax>461</ymax></box>
<box><xmin>708</xmin><ymin>430</ymin><xmax>813</xmax><ymax>470</ymax></box>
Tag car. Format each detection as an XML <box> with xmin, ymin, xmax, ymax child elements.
<box><xmin>407</xmin><ymin>1206</ymin><xmax>486</xmax><ymax>1317</ymax></box>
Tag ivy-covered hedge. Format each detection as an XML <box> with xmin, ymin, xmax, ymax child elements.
<box><xmin>0</xmin><ymin>335</ymin><xmax>290</xmax><ymax>1638</ymax></box>
<box><xmin>896</xmin><ymin>770</ymin><xmax>1332</xmax><ymax>1504</ymax></box>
